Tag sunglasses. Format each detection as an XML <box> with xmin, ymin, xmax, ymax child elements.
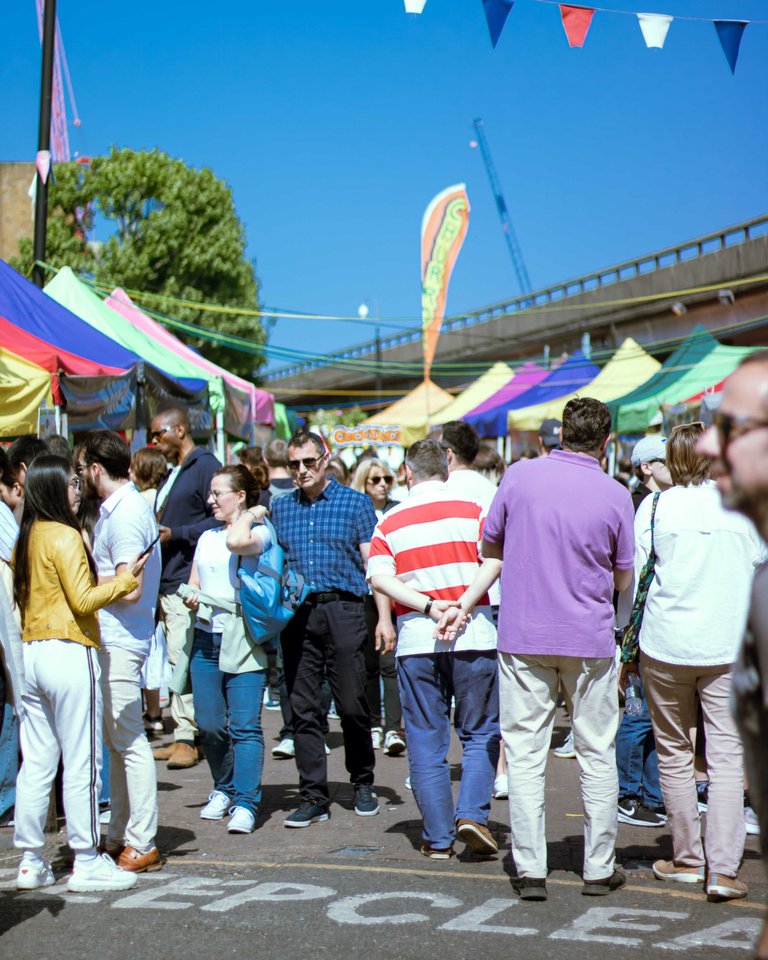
<box><xmin>149</xmin><ymin>426</ymin><xmax>174</xmax><ymax>441</ymax></box>
<box><xmin>288</xmin><ymin>456</ymin><xmax>325</xmax><ymax>472</ymax></box>
<box><xmin>713</xmin><ymin>409</ymin><xmax>768</xmax><ymax>449</ymax></box>
<box><xmin>367</xmin><ymin>475</ymin><xmax>393</xmax><ymax>485</ymax></box>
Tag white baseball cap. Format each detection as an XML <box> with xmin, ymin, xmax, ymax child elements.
<box><xmin>631</xmin><ymin>435</ymin><xmax>667</xmax><ymax>466</ymax></box>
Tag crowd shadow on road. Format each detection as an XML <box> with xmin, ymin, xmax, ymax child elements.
<box><xmin>0</xmin><ymin>892</ymin><xmax>66</xmax><ymax>937</ymax></box>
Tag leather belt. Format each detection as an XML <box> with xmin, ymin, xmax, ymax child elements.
<box><xmin>305</xmin><ymin>591</ymin><xmax>363</xmax><ymax>605</ymax></box>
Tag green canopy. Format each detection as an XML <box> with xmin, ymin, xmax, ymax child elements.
<box><xmin>610</xmin><ymin>328</ymin><xmax>752</xmax><ymax>432</ymax></box>
<box><xmin>45</xmin><ymin>268</ymin><xmax>226</xmax><ymax>413</ymax></box>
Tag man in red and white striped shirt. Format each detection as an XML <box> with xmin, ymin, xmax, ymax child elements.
<box><xmin>368</xmin><ymin>439</ymin><xmax>499</xmax><ymax>861</ymax></box>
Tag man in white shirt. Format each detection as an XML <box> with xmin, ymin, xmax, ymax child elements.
<box><xmin>368</xmin><ymin>439</ymin><xmax>499</xmax><ymax>861</ymax></box>
<box><xmin>76</xmin><ymin>431</ymin><xmax>162</xmax><ymax>873</ymax></box>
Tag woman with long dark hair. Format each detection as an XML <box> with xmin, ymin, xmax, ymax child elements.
<box><xmin>12</xmin><ymin>455</ymin><xmax>146</xmax><ymax>893</ymax></box>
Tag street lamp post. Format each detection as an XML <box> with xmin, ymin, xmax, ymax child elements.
<box><xmin>33</xmin><ymin>0</ymin><xmax>57</xmax><ymax>289</ymax></box>
<box><xmin>358</xmin><ymin>300</ymin><xmax>383</xmax><ymax>404</ymax></box>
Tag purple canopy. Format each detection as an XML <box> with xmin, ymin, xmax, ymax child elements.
<box><xmin>464</xmin><ymin>362</ymin><xmax>548</xmax><ymax>437</ymax></box>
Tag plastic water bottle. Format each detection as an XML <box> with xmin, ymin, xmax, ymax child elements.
<box><xmin>624</xmin><ymin>675</ymin><xmax>643</xmax><ymax>716</ymax></box>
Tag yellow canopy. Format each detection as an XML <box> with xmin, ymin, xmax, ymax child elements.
<box><xmin>362</xmin><ymin>378</ymin><xmax>454</xmax><ymax>447</ymax></box>
<box><xmin>432</xmin><ymin>362</ymin><xmax>514</xmax><ymax>426</ymax></box>
<box><xmin>507</xmin><ymin>338</ymin><xmax>661</xmax><ymax>431</ymax></box>
<box><xmin>0</xmin><ymin>347</ymin><xmax>54</xmax><ymax>436</ymax></box>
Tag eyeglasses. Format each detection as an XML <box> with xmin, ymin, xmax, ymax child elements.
<box><xmin>367</xmin><ymin>475</ymin><xmax>393</xmax><ymax>486</ymax></box>
<box><xmin>713</xmin><ymin>409</ymin><xmax>768</xmax><ymax>450</ymax></box>
<box><xmin>68</xmin><ymin>477</ymin><xmax>81</xmax><ymax>490</ymax></box>
<box><xmin>149</xmin><ymin>426</ymin><xmax>174</xmax><ymax>442</ymax></box>
<box><xmin>209</xmin><ymin>488</ymin><xmax>235</xmax><ymax>501</ymax></box>
<box><xmin>287</xmin><ymin>456</ymin><xmax>324</xmax><ymax>472</ymax></box>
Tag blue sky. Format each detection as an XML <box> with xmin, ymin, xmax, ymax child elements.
<box><xmin>1</xmin><ymin>0</ymin><xmax>766</xmax><ymax>375</ymax></box>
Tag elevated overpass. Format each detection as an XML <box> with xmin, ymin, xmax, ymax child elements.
<box><xmin>265</xmin><ymin>216</ymin><xmax>768</xmax><ymax>411</ymax></box>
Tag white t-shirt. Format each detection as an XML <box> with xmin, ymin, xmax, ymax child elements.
<box><xmin>193</xmin><ymin>524</ymin><xmax>271</xmax><ymax>633</ymax></box>
<box><xmin>445</xmin><ymin>468</ymin><xmax>501</xmax><ymax>606</ymax></box>
<box><xmin>635</xmin><ymin>481</ymin><xmax>766</xmax><ymax>666</ymax></box>
<box><xmin>93</xmin><ymin>482</ymin><xmax>161</xmax><ymax>656</ymax></box>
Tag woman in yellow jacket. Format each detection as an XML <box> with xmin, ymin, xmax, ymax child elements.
<box><xmin>12</xmin><ymin>455</ymin><xmax>148</xmax><ymax>893</ymax></box>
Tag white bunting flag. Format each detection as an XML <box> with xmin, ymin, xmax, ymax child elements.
<box><xmin>404</xmin><ymin>0</ymin><xmax>427</xmax><ymax>12</ymax></box>
<box><xmin>637</xmin><ymin>13</ymin><xmax>673</xmax><ymax>49</ymax></box>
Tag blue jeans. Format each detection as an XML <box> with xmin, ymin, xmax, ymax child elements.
<box><xmin>398</xmin><ymin>651</ymin><xmax>500</xmax><ymax>848</ymax></box>
<box><xmin>0</xmin><ymin>703</ymin><xmax>18</xmax><ymax>817</ymax></box>
<box><xmin>189</xmin><ymin>629</ymin><xmax>266</xmax><ymax>816</ymax></box>
<box><xmin>616</xmin><ymin>673</ymin><xmax>663</xmax><ymax>809</ymax></box>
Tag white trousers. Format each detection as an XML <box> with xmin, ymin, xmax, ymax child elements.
<box><xmin>159</xmin><ymin>592</ymin><xmax>196</xmax><ymax>742</ymax></box>
<box><xmin>15</xmin><ymin>639</ymin><xmax>102</xmax><ymax>854</ymax></box>
<box><xmin>499</xmin><ymin>652</ymin><xmax>619</xmax><ymax>882</ymax></box>
<box><xmin>99</xmin><ymin>645</ymin><xmax>158</xmax><ymax>850</ymax></box>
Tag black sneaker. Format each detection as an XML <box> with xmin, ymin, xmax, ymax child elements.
<box><xmin>582</xmin><ymin>867</ymin><xmax>626</xmax><ymax>896</ymax></box>
<box><xmin>353</xmin><ymin>784</ymin><xmax>380</xmax><ymax>817</ymax></box>
<box><xmin>284</xmin><ymin>801</ymin><xmax>330</xmax><ymax>828</ymax></box>
<box><xmin>618</xmin><ymin>798</ymin><xmax>668</xmax><ymax>828</ymax></box>
<box><xmin>511</xmin><ymin>876</ymin><xmax>548</xmax><ymax>901</ymax></box>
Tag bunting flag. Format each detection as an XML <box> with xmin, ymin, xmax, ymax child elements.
<box><xmin>35</xmin><ymin>150</ymin><xmax>51</xmax><ymax>185</ymax></box>
<box><xmin>559</xmin><ymin>4</ymin><xmax>595</xmax><ymax>48</ymax></box>
<box><xmin>715</xmin><ymin>20</ymin><xmax>747</xmax><ymax>73</ymax></box>
<box><xmin>637</xmin><ymin>13</ymin><xmax>673</xmax><ymax>49</ymax></box>
<box><xmin>421</xmin><ymin>185</ymin><xmax>470</xmax><ymax>383</ymax></box>
<box><xmin>403</xmin><ymin>0</ymin><xmax>427</xmax><ymax>12</ymax></box>
<box><xmin>482</xmin><ymin>0</ymin><xmax>515</xmax><ymax>47</ymax></box>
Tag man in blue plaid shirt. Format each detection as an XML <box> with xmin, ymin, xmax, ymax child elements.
<box><xmin>271</xmin><ymin>430</ymin><xmax>391</xmax><ymax>827</ymax></box>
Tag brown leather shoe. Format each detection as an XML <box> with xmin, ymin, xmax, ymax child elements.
<box><xmin>116</xmin><ymin>846</ymin><xmax>163</xmax><ymax>873</ymax></box>
<box><xmin>167</xmin><ymin>742</ymin><xmax>199</xmax><ymax>769</ymax></box>
<box><xmin>152</xmin><ymin>743</ymin><xmax>177</xmax><ymax>761</ymax></box>
<box><xmin>98</xmin><ymin>840</ymin><xmax>125</xmax><ymax>861</ymax></box>
<box><xmin>456</xmin><ymin>818</ymin><xmax>499</xmax><ymax>855</ymax></box>
<box><xmin>196</xmin><ymin>744</ymin><xmax>206</xmax><ymax>761</ymax></box>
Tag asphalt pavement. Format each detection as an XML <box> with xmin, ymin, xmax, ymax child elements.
<box><xmin>0</xmin><ymin>707</ymin><xmax>764</xmax><ymax>958</ymax></box>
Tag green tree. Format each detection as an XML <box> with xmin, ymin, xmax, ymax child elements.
<box><xmin>12</xmin><ymin>147</ymin><xmax>265</xmax><ymax>380</ymax></box>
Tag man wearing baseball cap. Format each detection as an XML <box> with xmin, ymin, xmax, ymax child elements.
<box><xmin>537</xmin><ymin>419</ymin><xmax>562</xmax><ymax>456</ymax></box>
<box><xmin>630</xmin><ymin>435</ymin><xmax>672</xmax><ymax>511</ymax></box>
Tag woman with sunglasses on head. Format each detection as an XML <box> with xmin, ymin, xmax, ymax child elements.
<box><xmin>12</xmin><ymin>456</ymin><xmax>147</xmax><ymax>893</ymax></box>
<box><xmin>620</xmin><ymin>423</ymin><xmax>764</xmax><ymax>902</ymax></box>
<box><xmin>352</xmin><ymin>459</ymin><xmax>404</xmax><ymax>757</ymax></box>
<box><xmin>179</xmin><ymin>465</ymin><xmax>271</xmax><ymax>836</ymax></box>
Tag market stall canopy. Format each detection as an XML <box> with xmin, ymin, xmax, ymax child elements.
<box><xmin>431</xmin><ymin>362</ymin><xmax>514</xmax><ymax>425</ymax></box>
<box><xmin>273</xmin><ymin>402</ymin><xmax>295</xmax><ymax>440</ymax></box>
<box><xmin>44</xmin><ymin>268</ymin><xmax>211</xmax><ymax>399</ymax></box>
<box><xmin>609</xmin><ymin>327</ymin><xmax>753</xmax><ymax>433</ymax></box>
<box><xmin>466</xmin><ymin>354</ymin><xmax>599</xmax><ymax>438</ymax></box>
<box><xmin>0</xmin><ymin>346</ymin><xmax>54</xmax><ymax>436</ymax></box>
<box><xmin>507</xmin><ymin>338</ymin><xmax>661</xmax><ymax>431</ymax></box>
<box><xmin>361</xmin><ymin>379</ymin><xmax>454</xmax><ymax>447</ymax></box>
<box><xmin>463</xmin><ymin>362</ymin><xmax>549</xmax><ymax>437</ymax></box>
<box><xmin>105</xmin><ymin>288</ymin><xmax>275</xmax><ymax>437</ymax></box>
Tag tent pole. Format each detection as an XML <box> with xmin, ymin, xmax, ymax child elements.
<box><xmin>216</xmin><ymin>409</ymin><xmax>225</xmax><ymax>464</ymax></box>
<box><xmin>33</xmin><ymin>0</ymin><xmax>57</xmax><ymax>289</ymax></box>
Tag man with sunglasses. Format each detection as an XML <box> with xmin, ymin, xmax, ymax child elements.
<box><xmin>698</xmin><ymin>352</ymin><xmax>768</xmax><ymax>955</ymax></box>
<box><xmin>148</xmin><ymin>408</ymin><xmax>220</xmax><ymax>770</ymax></box>
<box><xmin>270</xmin><ymin>430</ymin><xmax>381</xmax><ymax>827</ymax></box>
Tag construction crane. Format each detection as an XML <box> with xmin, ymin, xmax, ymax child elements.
<box><xmin>470</xmin><ymin>117</ymin><xmax>532</xmax><ymax>296</ymax></box>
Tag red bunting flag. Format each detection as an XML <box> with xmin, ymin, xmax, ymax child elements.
<box><xmin>559</xmin><ymin>4</ymin><xmax>595</xmax><ymax>47</ymax></box>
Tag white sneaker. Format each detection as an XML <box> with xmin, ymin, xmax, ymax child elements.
<box><xmin>16</xmin><ymin>858</ymin><xmax>55</xmax><ymax>890</ymax></box>
<box><xmin>228</xmin><ymin>806</ymin><xmax>256</xmax><ymax>834</ymax></box>
<box><xmin>383</xmin><ymin>730</ymin><xmax>406</xmax><ymax>756</ymax></box>
<box><xmin>493</xmin><ymin>774</ymin><xmax>509</xmax><ymax>799</ymax></box>
<box><xmin>272</xmin><ymin>738</ymin><xmax>295</xmax><ymax>759</ymax></box>
<box><xmin>553</xmin><ymin>731</ymin><xmax>576</xmax><ymax>759</ymax></box>
<box><xmin>324</xmin><ymin>742</ymin><xmax>331</xmax><ymax>755</ymax></box>
<box><xmin>746</xmin><ymin>805</ymin><xmax>761</xmax><ymax>836</ymax></box>
<box><xmin>371</xmin><ymin>727</ymin><xmax>383</xmax><ymax>750</ymax></box>
<box><xmin>405</xmin><ymin>775</ymin><xmax>412</xmax><ymax>791</ymax></box>
<box><xmin>200</xmin><ymin>789</ymin><xmax>231</xmax><ymax>820</ymax></box>
<box><xmin>67</xmin><ymin>853</ymin><xmax>137</xmax><ymax>892</ymax></box>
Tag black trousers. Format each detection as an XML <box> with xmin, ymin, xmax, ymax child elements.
<box><xmin>281</xmin><ymin>599</ymin><xmax>374</xmax><ymax>805</ymax></box>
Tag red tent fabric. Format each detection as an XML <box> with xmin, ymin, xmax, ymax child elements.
<box><xmin>0</xmin><ymin>314</ymin><xmax>125</xmax><ymax>404</ymax></box>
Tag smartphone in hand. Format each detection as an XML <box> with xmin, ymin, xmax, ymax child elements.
<box><xmin>138</xmin><ymin>532</ymin><xmax>161</xmax><ymax>560</ymax></box>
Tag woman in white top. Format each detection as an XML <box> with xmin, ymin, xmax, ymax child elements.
<box><xmin>628</xmin><ymin>423</ymin><xmax>764</xmax><ymax>901</ymax></box>
<box><xmin>183</xmin><ymin>465</ymin><xmax>270</xmax><ymax>836</ymax></box>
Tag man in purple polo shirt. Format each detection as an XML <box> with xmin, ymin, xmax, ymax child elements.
<box><xmin>440</xmin><ymin>398</ymin><xmax>634</xmax><ymax>900</ymax></box>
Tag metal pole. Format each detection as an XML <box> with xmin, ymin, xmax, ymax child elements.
<box><xmin>375</xmin><ymin>326</ymin><xmax>383</xmax><ymax>404</ymax></box>
<box><xmin>33</xmin><ymin>0</ymin><xmax>57</xmax><ymax>289</ymax></box>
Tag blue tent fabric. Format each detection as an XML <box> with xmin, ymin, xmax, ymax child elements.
<box><xmin>0</xmin><ymin>260</ymin><xmax>206</xmax><ymax>394</ymax></box>
<box><xmin>469</xmin><ymin>351</ymin><xmax>600</xmax><ymax>436</ymax></box>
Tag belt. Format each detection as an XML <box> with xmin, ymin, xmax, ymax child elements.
<box><xmin>305</xmin><ymin>591</ymin><xmax>363</xmax><ymax>605</ymax></box>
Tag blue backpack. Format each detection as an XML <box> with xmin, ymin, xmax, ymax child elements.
<box><xmin>238</xmin><ymin>517</ymin><xmax>309</xmax><ymax>651</ymax></box>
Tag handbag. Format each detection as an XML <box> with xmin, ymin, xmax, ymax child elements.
<box><xmin>620</xmin><ymin>492</ymin><xmax>660</xmax><ymax>664</ymax></box>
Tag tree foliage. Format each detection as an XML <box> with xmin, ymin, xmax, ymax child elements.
<box><xmin>12</xmin><ymin>147</ymin><xmax>265</xmax><ymax>380</ymax></box>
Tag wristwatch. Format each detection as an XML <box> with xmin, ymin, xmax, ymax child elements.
<box><xmin>424</xmin><ymin>598</ymin><xmax>433</xmax><ymax>616</ymax></box>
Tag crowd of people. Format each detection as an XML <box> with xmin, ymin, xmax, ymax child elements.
<box><xmin>1</xmin><ymin>355</ymin><xmax>768</xmax><ymax>957</ymax></box>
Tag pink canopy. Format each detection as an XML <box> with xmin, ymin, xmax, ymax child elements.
<box><xmin>104</xmin><ymin>289</ymin><xmax>274</xmax><ymax>427</ymax></box>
